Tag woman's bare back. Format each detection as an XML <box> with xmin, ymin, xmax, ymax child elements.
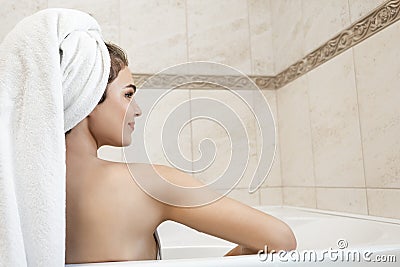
<box><xmin>66</xmin><ymin>159</ymin><xmax>297</xmax><ymax>263</ymax></box>
<box><xmin>66</xmin><ymin>161</ymin><xmax>164</xmax><ymax>264</ymax></box>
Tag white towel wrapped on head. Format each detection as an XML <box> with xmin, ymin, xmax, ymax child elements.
<box><xmin>0</xmin><ymin>8</ymin><xmax>110</xmax><ymax>266</ymax></box>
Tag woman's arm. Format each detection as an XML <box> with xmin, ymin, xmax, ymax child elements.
<box><xmin>223</xmin><ymin>245</ymin><xmax>259</xmax><ymax>256</ymax></box>
<box><xmin>154</xmin><ymin>165</ymin><xmax>297</xmax><ymax>254</ymax></box>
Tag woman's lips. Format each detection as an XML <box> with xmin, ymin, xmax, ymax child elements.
<box><xmin>128</xmin><ymin>122</ymin><xmax>135</xmax><ymax>130</ymax></box>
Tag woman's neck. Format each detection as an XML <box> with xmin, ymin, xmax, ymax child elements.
<box><xmin>65</xmin><ymin>119</ymin><xmax>99</xmax><ymax>164</ymax></box>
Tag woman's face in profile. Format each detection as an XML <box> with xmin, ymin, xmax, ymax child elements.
<box><xmin>88</xmin><ymin>66</ymin><xmax>142</xmax><ymax>147</ymax></box>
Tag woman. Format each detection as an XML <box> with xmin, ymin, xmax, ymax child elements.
<box><xmin>65</xmin><ymin>43</ymin><xmax>296</xmax><ymax>264</ymax></box>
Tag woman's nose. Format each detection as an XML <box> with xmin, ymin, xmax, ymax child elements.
<box><xmin>134</xmin><ymin>103</ymin><xmax>142</xmax><ymax>117</ymax></box>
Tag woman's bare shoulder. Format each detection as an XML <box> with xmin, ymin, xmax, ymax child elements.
<box><xmin>92</xmin><ymin>161</ymin><xmax>167</xmax><ymax>225</ymax></box>
<box><xmin>95</xmin><ymin>161</ymin><xmax>170</xmax><ymax>185</ymax></box>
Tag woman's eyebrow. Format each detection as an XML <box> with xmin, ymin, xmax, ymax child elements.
<box><xmin>123</xmin><ymin>84</ymin><xmax>136</xmax><ymax>92</ymax></box>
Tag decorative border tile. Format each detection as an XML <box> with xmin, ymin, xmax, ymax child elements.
<box><xmin>132</xmin><ymin>73</ymin><xmax>275</xmax><ymax>90</ymax></box>
<box><xmin>132</xmin><ymin>0</ymin><xmax>399</xmax><ymax>90</ymax></box>
<box><xmin>274</xmin><ymin>0</ymin><xmax>400</xmax><ymax>88</ymax></box>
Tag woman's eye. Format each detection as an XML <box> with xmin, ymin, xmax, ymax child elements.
<box><xmin>125</xmin><ymin>92</ymin><xmax>134</xmax><ymax>99</ymax></box>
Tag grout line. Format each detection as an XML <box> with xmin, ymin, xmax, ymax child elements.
<box><xmin>276</xmin><ymin>186</ymin><xmax>400</xmax><ymax>190</ymax></box>
<box><xmin>275</xmin><ymin>87</ymin><xmax>286</xmax><ymax>205</ymax></box>
<box><xmin>269</xmin><ymin>0</ymin><xmax>278</xmax><ymax>77</ymax></box>
<box><xmin>184</xmin><ymin>0</ymin><xmax>189</xmax><ymax>62</ymax></box>
<box><xmin>246</xmin><ymin>0</ymin><xmax>254</xmax><ymax>75</ymax></box>
<box><xmin>304</xmin><ymin>73</ymin><xmax>318</xmax><ymax>209</ymax></box>
<box><xmin>347</xmin><ymin>0</ymin><xmax>352</xmax><ymax>24</ymax></box>
<box><xmin>300</xmin><ymin>0</ymin><xmax>306</xmax><ymax>59</ymax></box>
<box><xmin>237</xmin><ymin>1</ymin><xmax>255</xmax><ymax>201</ymax></box>
<box><xmin>348</xmin><ymin>0</ymin><xmax>370</xmax><ymax>215</ymax></box>
<box><xmin>256</xmin><ymin>92</ymin><xmax>261</xmax><ymax>205</ymax></box>
<box><xmin>189</xmin><ymin>89</ymin><xmax>194</xmax><ymax>174</ymax></box>
<box><xmin>184</xmin><ymin>0</ymin><xmax>194</xmax><ymax>174</ymax></box>
<box><xmin>250</xmin><ymin>89</ymin><xmax>261</xmax><ymax>204</ymax></box>
<box><xmin>366</xmin><ymin>188</ymin><xmax>371</xmax><ymax>215</ymax></box>
<box><xmin>266</xmin><ymin>0</ymin><xmax>276</xmax><ymax>76</ymax></box>
<box><xmin>118</xmin><ymin>0</ymin><xmax>121</xmax><ymax>44</ymax></box>
<box><xmin>351</xmin><ymin>45</ymin><xmax>370</xmax><ymax>215</ymax></box>
<box><xmin>301</xmin><ymin>0</ymin><xmax>316</xmax><ymax>207</ymax></box>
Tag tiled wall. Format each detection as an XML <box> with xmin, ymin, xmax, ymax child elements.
<box><xmin>118</xmin><ymin>87</ymin><xmax>282</xmax><ymax>207</ymax></box>
<box><xmin>0</xmin><ymin>0</ymin><xmax>275</xmax><ymax>76</ymax></box>
<box><xmin>2</xmin><ymin>1</ymin><xmax>398</xmax><ymax>219</ymax></box>
<box><xmin>270</xmin><ymin>0</ymin><xmax>387</xmax><ymax>73</ymax></box>
<box><xmin>0</xmin><ymin>0</ymin><xmax>278</xmax><ymax>205</ymax></box>
<box><xmin>276</xmin><ymin>1</ymin><xmax>400</xmax><ymax>219</ymax></box>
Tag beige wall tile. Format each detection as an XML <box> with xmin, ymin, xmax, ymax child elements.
<box><xmin>98</xmin><ymin>146</ymin><xmax>123</xmax><ymax>162</ymax></box>
<box><xmin>120</xmin><ymin>0</ymin><xmax>187</xmax><ymax>74</ymax></box>
<box><xmin>259</xmin><ymin>90</ymin><xmax>281</xmax><ymax>187</ymax></box>
<box><xmin>124</xmin><ymin>89</ymin><xmax>192</xmax><ymax>170</ymax></box>
<box><xmin>271</xmin><ymin>0</ymin><xmax>304</xmax><ymax>72</ymax></box>
<box><xmin>227</xmin><ymin>188</ymin><xmax>260</xmax><ymax>206</ymax></box>
<box><xmin>0</xmin><ymin>0</ymin><xmax>47</xmax><ymax>42</ymax></box>
<box><xmin>283</xmin><ymin>187</ymin><xmax>316</xmax><ymax>208</ymax></box>
<box><xmin>190</xmin><ymin>89</ymin><xmax>258</xmax><ymax>191</ymax></box>
<box><xmin>187</xmin><ymin>0</ymin><xmax>251</xmax><ymax>74</ymax></box>
<box><xmin>263</xmin><ymin>145</ymin><xmax>281</xmax><ymax>187</ymax></box>
<box><xmin>191</xmin><ymin>117</ymin><xmax>232</xmax><ymax>186</ymax></box>
<box><xmin>260</xmin><ymin>187</ymin><xmax>283</xmax><ymax>206</ymax></box>
<box><xmin>302</xmin><ymin>0</ymin><xmax>350</xmax><ymax>55</ymax></box>
<box><xmin>348</xmin><ymin>0</ymin><xmax>386</xmax><ymax>23</ymax></box>
<box><xmin>277</xmin><ymin>76</ymin><xmax>315</xmax><ymax>187</ymax></box>
<box><xmin>48</xmin><ymin>0</ymin><xmax>119</xmax><ymax>43</ymax></box>
<box><xmin>307</xmin><ymin>50</ymin><xmax>365</xmax><ymax>188</ymax></box>
<box><xmin>353</xmin><ymin>22</ymin><xmax>400</xmax><ymax>188</ymax></box>
<box><xmin>367</xmin><ymin>189</ymin><xmax>400</xmax><ymax>219</ymax></box>
<box><xmin>248</xmin><ymin>0</ymin><xmax>274</xmax><ymax>75</ymax></box>
<box><xmin>316</xmin><ymin>187</ymin><xmax>368</xmax><ymax>215</ymax></box>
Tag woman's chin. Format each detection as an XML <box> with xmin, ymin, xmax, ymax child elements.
<box><xmin>121</xmin><ymin>137</ymin><xmax>132</xmax><ymax>147</ymax></box>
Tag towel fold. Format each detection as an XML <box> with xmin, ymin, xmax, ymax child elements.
<box><xmin>0</xmin><ymin>8</ymin><xmax>110</xmax><ymax>266</ymax></box>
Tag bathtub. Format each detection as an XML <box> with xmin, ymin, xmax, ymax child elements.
<box><xmin>66</xmin><ymin>206</ymin><xmax>400</xmax><ymax>266</ymax></box>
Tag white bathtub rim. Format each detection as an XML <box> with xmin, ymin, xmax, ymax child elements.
<box><xmin>65</xmin><ymin>205</ymin><xmax>400</xmax><ymax>266</ymax></box>
<box><xmin>66</xmin><ymin>255</ymin><xmax>260</xmax><ymax>267</ymax></box>
<box><xmin>255</xmin><ymin>205</ymin><xmax>400</xmax><ymax>225</ymax></box>
<box><xmin>66</xmin><ymin>247</ymin><xmax>399</xmax><ymax>267</ymax></box>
